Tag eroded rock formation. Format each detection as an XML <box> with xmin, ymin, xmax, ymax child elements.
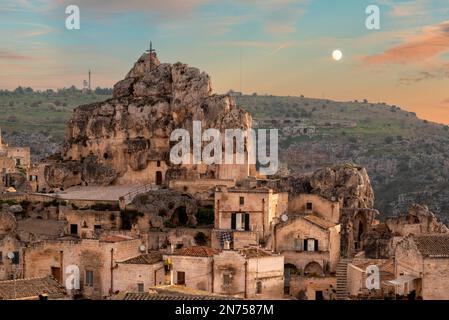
<box><xmin>364</xmin><ymin>204</ymin><xmax>448</xmax><ymax>258</ymax></box>
<box><xmin>44</xmin><ymin>51</ymin><xmax>252</xmax><ymax>188</ymax></box>
<box><xmin>132</xmin><ymin>189</ymin><xmax>198</xmax><ymax>227</ymax></box>
<box><xmin>267</xmin><ymin>163</ymin><xmax>378</xmax><ymax>257</ymax></box>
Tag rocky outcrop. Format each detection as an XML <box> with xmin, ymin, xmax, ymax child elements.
<box><xmin>132</xmin><ymin>189</ymin><xmax>198</xmax><ymax>227</ymax></box>
<box><xmin>44</xmin><ymin>51</ymin><xmax>252</xmax><ymax>188</ymax></box>
<box><xmin>386</xmin><ymin>204</ymin><xmax>448</xmax><ymax>235</ymax></box>
<box><xmin>364</xmin><ymin>204</ymin><xmax>448</xmax><ymax>259</ymax></box>
<box><xmin>267</xmin><ymin>163</ymin><xmax>378</xmax><ymax>257</ymax></box>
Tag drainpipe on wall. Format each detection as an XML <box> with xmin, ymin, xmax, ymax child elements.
<box><xmin>244</xmin><ymin>261</ymin><xmax>248</xmax><ymax>299</ymax></box>
<box><xmin>262</xmin><ymin>198</ymin><xmax>265</xmax><ymax>238</ymax></box>
<box><xmin>22</xmin><ymin>249</ymin><xmax>26</xmax><ymax>278</ymax></box>
<box><xmin>211</xmin><ymin>258</ymin><xmax>214</xmax><ymax>293</ymax></box>
<box><xmin>110</xmin><ymin>248</ymin><xmax>114</xmax><ymax>295</ymax></box>
<box><xmin>59</xmin><ymin>250</ymin><xmax>64</xmax><ymax>283</ymax></box>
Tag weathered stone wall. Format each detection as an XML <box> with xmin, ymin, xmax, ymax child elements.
<box><xmin>288</xmin><ymin>194</ymin><xmax>340</xmax><ymax>224</ymax></box>
<box><xmin>113</xmin><ymin>261</ymin><xmax>165</xmax><ymax>293</ymax></box>
<box><xmin>289</xmin><ymin>275</ymin><xmax>336</xmax><ymax>300</ymax></box>
<box><xmin>165</xmin><ymin>255</ymin><xmax>213</xmax><ymax>292</ymax></box>
<box><xmin>23</xmin><ymin>238</ymin><xmax>143</xmax><ymax>299</ymax></box>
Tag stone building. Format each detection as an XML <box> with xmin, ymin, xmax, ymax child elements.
<box><xmin>213</xmin><ymin>248</ymin><xmax>284</xmax><ymax>299</ymax></box>
<box><xmin>346</xmin><ymin>259</ymin><xmax>394</xmax><ymax>299</ymax></box>
<box><xmin>164</xmin><ymin>246</ymin><xmax>218</xmax><ymax>292</ymax></box>
<box><xmin>392</xmin><ymin>234</ymin><xmax>449</xmax><ymax>300</ymax></box>
<box><xmin>114</xmin><ymin>251</ymin><xmax>165</xmax><ymax>294</ymax></box>
<box><xmin>23</xmin><ymin>235</ymin><xmax>144</xmax><ymax>299</ymax></box>
<box><xmin>59</xmin><ymin>206</ymin><xmax>121</xmax><ymax>239</ymax></box>
<box><xmin>212</xmin><ymin>186</ymin><xmax>288</xmax><ymax>249</ymax></box>
<box><xmin>0</xmin><ymin>128</ymin><xmax>31</xmax><ymax>192</ymax></box>
<box><xmin>0</xmin><ymin>211</ymin><xmax>22</xmax><ymax>280</ymax></box>
<box><xmin>164</xmin><ymin>246</ymin><xmax>284</xmax><ymax>299</ymax></box>
<box><xmin>271</xmin><ymin>214</ymin><xmax>341</xmax><ymax>274</ymax></box>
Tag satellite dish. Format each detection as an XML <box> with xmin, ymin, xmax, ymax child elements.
<box><xmin>139</xmin><ymin>245</ymin><xmax>146</xmax><ymax>253</ymax></box>
<box><xmin>7</xmin><ymin>252</ymin><xmax>15</xmax><ymax>259</ymax></box>
<box><xmin>281</xmin><ymin>214</ymin><xmax>289</xmax><ymax>222</ymax></box>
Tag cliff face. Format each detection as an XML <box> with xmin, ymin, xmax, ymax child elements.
<box><xmin>47</xmin><ymin>52</ymin><xmax>252</xmax><ymax>188</ymax></box>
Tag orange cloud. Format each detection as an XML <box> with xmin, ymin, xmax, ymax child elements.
<box><xmin>52</xmin><ymin>0</ymin><xmax>208</xmax><ymax>18</ymax></box>
<box><xmin>364</xmin><ymin>20</ymin><xmax>449</xmax><ymax>64</ymax></box>
<box><xmin>0</xmin><ymin>50</ymin><xmax>32</xmax><ymax>60</ymax></box>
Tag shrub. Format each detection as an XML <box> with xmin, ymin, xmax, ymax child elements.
<box><xmin>196</xmin><ymin>207</ymin><xmax>214</xmax><ymax>225</ymax></box>
<box><xmin>194</xmin><ymin>232</ymin><xmax>208</xmax><ymax>246</ymax></box>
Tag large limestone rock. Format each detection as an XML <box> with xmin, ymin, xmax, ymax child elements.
<box><xmin>364</xmin><ymin>204</ymin><xmax>448</xmax><ymax>259</ymax></box>
<box><xmin>132</xmin><ymin>189</ymin><xmax>198</xmax><ymax>227</ymax></box>
<box><xmin>44</xmin><ymin>51</ymin><xmax>251</xmax><ymax>188</ymax></box>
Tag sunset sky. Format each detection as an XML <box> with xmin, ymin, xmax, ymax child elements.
<box><xmin>1</xmin><ymin>0</ymin><xmax>449</xmax><ymax>123</ymax></box>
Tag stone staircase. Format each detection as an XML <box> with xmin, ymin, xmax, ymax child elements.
<box><xmin>336</xmin><ymin>258</ymin><xmax>352</xmax><ymax>300</ymax></box>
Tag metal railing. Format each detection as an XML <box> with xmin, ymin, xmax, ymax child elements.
<box><xmin>122</xmin><ymin>183</ymin><xmax>160</xmax><ymax>204</ymax></box>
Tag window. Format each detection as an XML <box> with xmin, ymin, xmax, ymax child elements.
<box><xmin>239</xmin><ymin>197</ymin><xmax>245</xmax><ymax>205</ymax></box>
<box><xmin>85</xmin><ymin>270</ymin><xmax>94</xmax><ymax>287</ymax></box>
<box><xmin>157</xmin><ymin>161</ymin><xmax>161</xmax><ymax>167</ymax></box>
<box><xmin>0</xmin><ymin>251</ymin><xmax>2</xmax><ymax>263</ymax></box>
<box><xmin>70</xmin><ymin>224</ymin><xmax>78</xmax><ymax>235</ymax></box>
<box><xmin>231</xmin><ymin>213</ymin><xmax>250</xmax><ymax>231</ymax></box>
<box><xmin>137</xmin><ymin>283</ymin><xmax>144</xmax><ymax>293</ymax></box>
<box><xmin>294</xmin><ymin>238</ymin><xmax>302</xmax><ymax>251</ymax></box>
<box><xmin>177</xmin><ymin>271</ymin><xmax>185</xmax><ymax>285</ymax></box>
<box><xmin>94</xmin><ymin>225</ymin><xmax>101</xmax><ymax>231</ymax></box>
<box><xmin>223</xmin><ymin>274</ymin><xmax>232</xmax><ymax>287</ymax></box>
<box><xmin>16</xmin><ymin>158</ymin><xmax>21</xmax><ymax>166</ymax></box>
<box><xmin>306</xmin><ymin>202</ymin><xmax>313</xmax><ymax>211</ymax></box>
<box><xmin>12</xmin><ymin>251</ymin><xmax>19</xmax><ymax>265</ymax></box>
<box><xmin>303</xmin><ymin>239</ymin><xmax>319</xmax><ymax>252</ymax></box>
<box><xmin>256</xmin><ymin>281</ymin><xmax>263</xmax><ymax>294</ymax></box>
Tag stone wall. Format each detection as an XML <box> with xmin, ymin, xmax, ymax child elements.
<box><xmin>113</xmin><ymin>261</ymin><xmax>165</xmax><ymax>293</ymax></box>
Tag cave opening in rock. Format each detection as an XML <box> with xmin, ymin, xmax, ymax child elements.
<box><xmin>171</xmin><ymin>206</ymin><xmax>188</xmax><ymax>226</ymax></box>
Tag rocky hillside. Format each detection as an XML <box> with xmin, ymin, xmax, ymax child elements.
<box><xmin>236</xmin><ymin>94</ymin><xmax>449</xmax><ymax>221</ymax></box>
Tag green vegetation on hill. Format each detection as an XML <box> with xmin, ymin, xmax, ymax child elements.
<box><xmin>0</xmin><ymin>87</ymin><xmax>111</xmax><ymax>141</ymax></box>
<box><xmin>2</xmin><ymin>88</ymin><xmax>449</xmax><ymax>221</ymax></box>
<box><xmin>236</xmin><ymin>94</ymin><xmax>449</xmax><ymax>221</ymax></box>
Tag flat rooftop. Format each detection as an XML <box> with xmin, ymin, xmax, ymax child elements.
<box><xmin>50</xmin><ymin>185</ymin><xmax>140</xmax><ymax>201</ymax></box>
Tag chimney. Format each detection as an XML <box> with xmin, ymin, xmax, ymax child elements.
<box><xmin>224</xmin><ymin>241</ymin><xmax>231</xmax><ymax>250</ymax></box>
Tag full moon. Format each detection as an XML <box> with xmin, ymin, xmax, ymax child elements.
<box><xmin>332</xmin><ymin>49</ymin><xmax>343</xmax><ymax>61</ymax></box>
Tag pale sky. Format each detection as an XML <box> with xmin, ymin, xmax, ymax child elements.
<box><xmin>1</xmin><ymin>0</ymin><xmax>449</xmax><ymax>123</ymax></box>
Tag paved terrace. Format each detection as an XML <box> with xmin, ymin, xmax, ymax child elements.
<box><xmin>51</xmin><ymin>185</ymin><xmax>141</xmax><ymax>201</ymax></box>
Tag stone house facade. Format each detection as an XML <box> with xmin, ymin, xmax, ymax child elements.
<box><xmin>212</xmin><ymin>187</ymin><xmax>288</xmax><ymax>249</ymax></box>
<box><xmin>23</xmin><ymin>235</ymin><xmax>143</xmax><ymax>299</ymax></box>
<box><xmin>271</xmin><ymin>214</ymin><xmax>341</xmax><ymax>274</ymax></box>
<box><xmin>114</xmin><ymin>252</ymin><xmax>165</xmax><ymax>294</ymax></box>
<box><xmin>393</xmin><ymin>234</ymin><xmax>449</xmax><ymax>300</ymax></box>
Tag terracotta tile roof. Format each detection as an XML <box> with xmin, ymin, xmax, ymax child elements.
<box><xmin>99</xmin><ymin>234</ymin><xmax>134</xmax><ymax>243</ymax></box>
<box><xmin>122</xmin><ymin>292</ymin><xmax>238</xmax><ymax>300</ymax></box>
<box><xmin>120</xmin><ymin>252</ymin><xmax>163</xmax><ymax>265</ymax></box>
<box><xmin>414</xmin><ymin>234</ymin><xmax>449</xmax><ymax>258</ymax></box>
<box><xmin>121</xmin><ymin>285</ymin><xmax>241</xmax><ymax>300</ymax></box>
<box><xmin>0</xmin><ymin>276</ymin><xmax>67</xmax><ymax>300</ymax></box>
<box><xmin>303</xmin><ymin>215</ymin><xmax>337</xmax><ymax>229</ymax></box>
<box><xmin>238</xmin><ymin>247</ymin><xmax>272</xmax><ymax>258</ymax></box>
<box><xmin>174</xmin><ymin>246</ymin><xmax>219</xmax><ymax>257</ymax></box>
